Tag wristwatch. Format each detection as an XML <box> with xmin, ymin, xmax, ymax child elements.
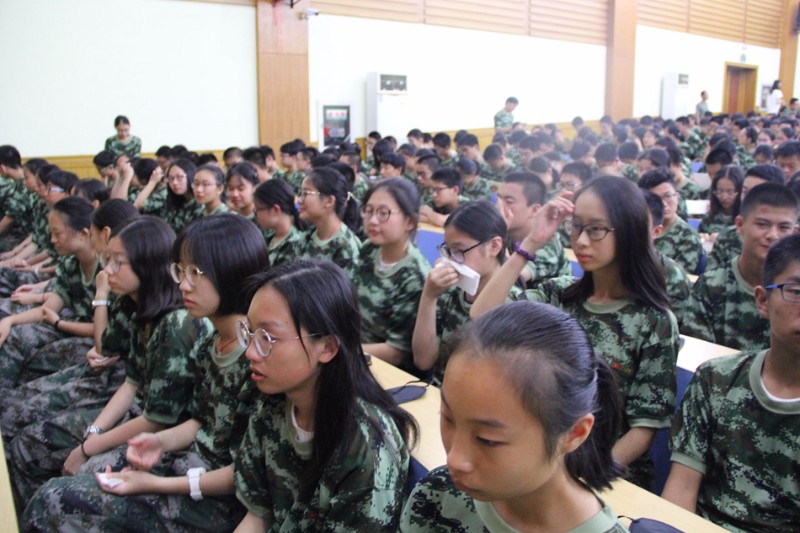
<box><xmin>92</xmin><ymin>299</ymin><xmax>110</xmax><ymax>308</ymax></box>
<box><xmin>187</xmin><ymin>467</ymin><xmax>207</xmax><ymax>501</ymax></box>
<box><xmin>83</xmin><ymin>425</ymin><xmax>104</xmax><ymax>440</ymax></box>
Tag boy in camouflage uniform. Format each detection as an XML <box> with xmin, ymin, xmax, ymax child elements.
<box><xmin>493</xmin><ymin>97</ymin><xmax>517</xmax><ymax>134</ymax></box>
<box><xmin>639</xmin><ymin>168</ymin><xmax>704</xmax><ymax>274</ymax></box>
<box><xmin>663</xmin><ymin>233</ymin><xmax>800</xmax><ymax>533</ymax></box>
<box><xmin>682</xmin><ymin>183</ymin><xmax>798</xmax><ymax>351</ymax></box>
<box><xmin>279</xmin><ymin>140</ymin><xmax>306</xmax><ymax>194</ymax></box>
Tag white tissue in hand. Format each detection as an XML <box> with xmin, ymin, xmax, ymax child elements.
<box><xmin>440</xmin><ymin>258</ymin><xmax>481</xmax><ymax>296</ymax></box>
<box><xmin>97</xmin><ymin>473</ymin><xmax>123</xmax><ymax>488</ymax></box>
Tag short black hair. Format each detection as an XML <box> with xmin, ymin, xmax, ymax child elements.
<box><xmin>638</xmin><ymin>167</ymin><xmax>676</xmax><ymax>190</ymax></box>
<box><xmin>456</xmin><ymin>134</ymin><xmax>479</xmax><ymax>147</ymax></box>
<box><xmin>641</xmin><ymin>189</ymin><xmax>665</xmax><ymax>226</ymax></box>
<box><xmin>483</xmin><ymin>144</ymin><xmax>504</xmax><ymax>162</ymax></box>
<box><xmin>431</xmin><ymin>167</ymin><xmax>462</xmax><ymax>192</ymax></box>
<box><xmin>380</xmin><ymin>152</ymin><xmax>405</xmax><ymax>171</ymax></box>
<box><xmin>618</xmin><ymin>141</ymin><xmax>640</xmax><ymax>160</ymax></box>
<box><xmin>503</xmin><ymin>171</ymin><xmax>547</xmax><ymax>206</ymax></box>
<box><xmin>506</xmin><ymin>97</ymin><xmax>519</xmax><ymax>105</ymax></box>
<box><xmin>764</xmin><ymin>233</ymin><xmax>800</xmax><ymax>286</ymax></box>
<box><xmin>595</xmin><ymin>143</ymin><xmax>618</xmax><ymax>163</ymax></box>
<box><xmin>776</xmin><ymin>140</ymin><xmax>800</xmax><ymax>159</ymax></box>
<box><xmin>740</xmin><ymin>182</ymin><xmax>799</xmax><ymax>219</ymax></box>
<box><xmin>745</xmin><ymin>164</ymin><xmax>784</xmax><ymax>184</ymax></box>
<box><xmin>0</xmin><ymin>145</ymin><xmax>22</xmax><ymax>169</ymax></box>
<box><xmin>433</xmin><ymin>132</ymin><xmax>451</xmax><ymax>148</ymax></box>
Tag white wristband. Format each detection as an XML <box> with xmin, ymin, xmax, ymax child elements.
<box><xmin>187</xmin><ymin>467</ymin><xmax>206</xmax><ymax>501</ymax></box>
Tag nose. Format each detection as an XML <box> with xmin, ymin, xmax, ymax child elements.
<box><xmin>178</xmin><ymin>276</ymin><xmax>192</xmax><ymax>292</ymax></box>
<box><xmin>446</xmin><ymin>431</ymin><xmax>474</xmax><ymax>477</ymax></box>
<box><xmin>574</xmin><ymin>226</ymin><xmax>591</xmax><ymax>248</ymax></box>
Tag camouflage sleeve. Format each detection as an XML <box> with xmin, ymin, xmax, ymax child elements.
<box><xmin>680</xmin><ymin>277</ymin><xmax>717</xmax><ymax>343</ymax></box>
<box><xmin>234</xmin><ymin>401</ymin><xmax>274</xmax><ymax>521</ymax></box>
<box><xmin>141</xmin><ymin>187</ymin><xmax>168</xmax><ymax>216</ymax></box>
<box><xmin>330</xmin><ymin>231</ymin><xmax>362</xmax><ymax>280</ymax></box>
<box><xmin>625</xmin><ymin>310</ymin><xmax>679</xmax><ymax>428</ymax></box>
<box><xmin>100</xmin><ymin>298</ymin><xmax>133</xmax><ymax>358</ymax></box>
<box><xmin>140</xmin><ymin>311</ymin><xmax>202</xmax><ymax>425</ymax></box>
<box><xmin>51</xmin><ymin>257</ymin><xmax>76</xmax><ymax>310</ymax></box>
<box><xmin>669</xmin><ymin>364</ymin><xmax>713</xmax><ymax>474</ymax></box>
<box><xmin>400</xmin><ymin>466</ymin><xmax>478</xmax><ymax>532</ymax></box>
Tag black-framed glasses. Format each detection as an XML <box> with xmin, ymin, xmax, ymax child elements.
<box><xmin>361</xmin><ymin>206</ymin><xmax>399</xmax><ymax>223</ymax></box>
<box><xmin>105</xmin><ymin>256</ymin><xmax>129</xmax><ymax>274</ymax></box>
<box><xmin>764</xmin><ymin>282</ymin><xmax>800</xmax><ymax>303</ymax></box>
<box><xmin>437</xmin><ymin>240</ymin><xmax>486</xmax><ymax>263</ymax></box>
<box><xmin>428</xmin><ymin>186</ymin><xmax>450</xmax><ymax>196</ymax></box>
<box><xmin>236</xmin><ymin>320</ymin><xmax>321</xmax><ymax>359</ymax></box>
<box><xmin>563</xmin><ymin>218</ymin><xmax>615</xmax><ymax>241</ymax></box>
<box><xmin>169</xmin><ymin>263</ymin><xmax>204</xmax><ymax>286</ymax></box>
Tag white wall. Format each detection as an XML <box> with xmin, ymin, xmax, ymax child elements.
<box><xmin>633</xmin><ymin>25</ymin><xmax>781</xmax><ymax>118</ymax></box>
<box><xmin>308</xmin><ymin>15</ymin><xmax>607</xmax><ymax>142</ymax></box>
<box><xmin>0</xmin><ymin>0</ymin><xmax>258</xmax><ymax>157</ymax></box>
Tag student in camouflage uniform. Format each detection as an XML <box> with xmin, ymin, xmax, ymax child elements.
<box><xmin>0</xmin><ymin>158</ymin><xmax>41</xmax><ymax>253</ymax></box>
<box><xmin>402</xmin><ymin>302</ymin><xmax>627</xmax><ymax>532</ymax></box>
<box><xmin>164</xmin><ymin>159</ymin><xmax>205</xmax><ymax>235</ymax></box>
<box><xmin>252</xmin><ymin>178</ymin><xmax>305</xmax><ymax>268</ymax></box>
<box><xmin>297</xmin><ymin>167</ymin><xmax>362</xmax><ymax>279</ymax></box>
<box><xmin>699</xmin><ymin>166</ymin><xmax>742</xmax><ymax>235</ymax></box>
<box><xmin>419</xmin><ymin>167</ymin><xmax>470</xmax><ymax>227</ymax></box>
<box><xmin>356</xmin><ymin>179</ymin><xmax>429</xmax><ymax>374</ymax></box>
<box><xmin>473</xmin><ymin>177</ymin><xmax>680</xmax><ymax>489</ymax></box>
<box><xmin>706</xmin><ymin>164</ymin><xmax>785</xmax><ymax>270</ymax></box>
<box><xmin>0</xmin><ymin>147</ymin><xmax>35</xmax><ymax>253</ymax></box>
<box><xmin>496</xmin><ymin>172</ymin><xmax>571</xmax><ymax>288</ymax></box>
<box><xmin>682</xmin><ymin>183</ymin><xmax>798</xmax><ymax>351</ymax></box>
<box><xmin>0</xmin><ymin>198</ymin><xmax>99</xmax><ymax>391</ymax></box>
<box><xmin>279</xmin><ymin>140</ymin><xmax>306</xmax><ymax>194</ymax></box>
<box><xmin>639</xmin><ymin>167</ymin><xmax>705</xmax><ymax>274</ymax></box>
<box><xmin>104</xmin><ymin>115</ymin><xmax>142</xmax><ymax>158</ymax></box>
<box><xmin>455</xmin><ymin>158</ymin><xmax>491</xmax><ymax>201</ymax></box>
<box><xmin>23</xmin><ymin>215</ymin><xmax>270</xmax><ymax>532</ymax></box>
<box><xmin>192</xmin><ymin>164</ymin><xmax>230</xmax><ymax>216</ymax></box>
<box><xmin>663</xmin><ymin>233</ymin><xmax>800</xmax><ymax>533</ymax></box>
<box><xmin>227</xmin><ymin>260</ymin><xmax>416</xmax><ymax>531</ymax></box>
<box><xmin>413</xmin><ymin>201</ymin><xmax>524</xmax><ymax>385</ymax></box>
<box><xmin>493</xmin><ymin>97</ymin><xmax>517</xmax><ymax>134</ymax></box>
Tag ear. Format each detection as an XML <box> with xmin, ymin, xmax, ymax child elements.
<box><xmin>316</xmin><ymin>335</ymin><xmax>339</xmax><ymax>364</ymax></box>
<box><xmin>754</xmin><ymin>285</ymin><xmax>770</xmax><ymax>319</ymax></box>
<box><xmin>560</xmin><ymin>413</ymin><xmax>595</xmax><ymax>454</ymax></box>
<box><xmin>735</xmin><ymin>214</ymin><xmax>744</xmax><ymax>236</ymax></box>
<box><xmin>529</xmin><ymin>203</ymin><xmax>542</xmax><ymax>218</ymax></box>
<box><xmin>91</xmin><ymin>199</ymin><xmax>101</xmax><ymax>210</ymax></box>
<box><xmin>488</xmin><ymin>235</ymin><xmax>504</xmax><ymax>257</ymax></box>
<box><xmin>101</xmin><ymin>225</ymin><xmax>112</xmax><ymax>243</ymax></box>
<box><xmin>651</xmin><ymin>224</ymin><xmax>665</xmax><ymax>239</ymax></box>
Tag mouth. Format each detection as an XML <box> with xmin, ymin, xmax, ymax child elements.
<box><xmin>250</xmin><ymin>366</ymin><xmax>265</xmax><ymax>381</ymax></box>
<box><xmin>183</xmin><ymin>298</ymin><xmax>194</xmax><ymax>307</ymax></box>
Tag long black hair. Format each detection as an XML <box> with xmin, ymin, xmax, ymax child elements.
<box><xmin>244</xmin><ymin>259</ymin><xmax>417</xmax><ymax>501</ymax></box>
<box><xmin>165</xmin><ymin>159</ymin><xmax>196</xmax><ymax>210</ymax></box>
<box><xmin>253</xmin><ymin>178</ymin><xmax>306</xmax><ymax>231</ymax></box>
<box><xmin>562</xmin><ymin>176</ymin><xmax>671</xmax><ymax>314</ymax></box>
<box><xmin>444</xmin><ymin>200</ymin><xmax>507</xmax><ymax>264</ymax></box>
<box><xmin>450</xmin><ymin>301</ymin><xmax>624</xmax><ymax>490</ymax></box>
<box><xmin>305</xmin><ymin>167</ymin><xmax>361</xmax><ymax>233</ymax></box>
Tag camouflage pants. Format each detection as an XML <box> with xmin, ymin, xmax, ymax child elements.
<box><xmin>0</xmin><ymin>267</ymin><xmax>52</xmax><ymax>299</ymax></box>
<box><xmin>8</xmin><ymin>400</ymin><xmax>142</xmax><ymax>512</ymax></box>
<box><xmin>1</xmin><ymin>361</ymin><xmax>126</xmax><ymax>445</ymax></box>
<box><xmin>0</xmin><ymin>228</ymin><xmax>26</xmax><ymax>253</ymax></box>
<box><xmin>22</xmin><ymin>454</ymin><xmax>245</xmax><ymax>533</ymax></box>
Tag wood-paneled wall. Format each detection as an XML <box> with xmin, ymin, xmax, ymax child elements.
<box><xmin>638</xmin><ymin>0</ymin><xmax>784</xmax><ymax>49</ymax></box>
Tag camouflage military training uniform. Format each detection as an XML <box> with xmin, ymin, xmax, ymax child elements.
<box><xmin>22</xmin><ymin>333</ymin><xmax>255</xmax><ymax>533</ymax></box>
<box><xmin>654</xmin><ymin>217</ymin><xmax>704</xmax><ymax>274</ymax></box>
<box><xmin>354</xmin><ymin>177</ymin><xmax>370</xmax><ymax>203</ymax></box>
<box><xmin>707</xmin><ymin>225</ymin><xmax>742</xmax><ymax>271</ymax></box>
<box><xmin>299</xmin><ymin>224</ymin><xmax>361</xmax><ymax>279</ymax></box>
<box><xmin>164</xmin><ymin>200</ymin><xmax>205</xmax><ymax>235</ymax></box>
<box><xmin>104</xmin><ymin>135</ymin><xmax>142</xmax><ymax>158</ymax></box>
<box><xmin>681</xmin><ymin>130</ymin><xmax>707</xmax><ymax>161</ymax></box>
<box><xmin>736</xmin><ymin>146</ymin><xmax>755</xmax><ymax>170</ymax></box>
<box><xmin>670</xmin><ymin>350</ymin><xmax>800</xmax><ymax>533</ymax></box>
<box><xmin>0</xmin><ymin>256</ymin><xmax>98</xmax><ymax>391</ymax></box>
<box><xmin>526</xmin><ymin>276</ymin><xmax>679</xmax><ymax>487</ymax></box>
<box><xmin>400</xmin><ymin>466</ymin><xmax>629</xmax><ymax>533</ymax></box>
<box><xmin>681</xmin><ymin>257</ymin><xmax>769</xmax><ymax>352</ymax></box>
<box><xmin>431</xmin><ymin>284</ymin><xmax>524</xmax><ymax>386</ymax></box>
<box><xmin>356</xmin><ymin>242</ymin><xmax>429</xmax><ymax>372</ymax></box>
<box><xmin>0</xmin><ymin>178</ymin><xmax>29</xmax><ymax>252</ymax></box>
<box><xmin>506</xmin><ymin>236</ymin><xmax>572</xmax><ymax>290</ymax></box>
<box><xmin>283</xmin><ymin>171</ymin><xmax>306</xmax><ymax>194</ymax></box>
<box><xmin>234</xmin><ymin>395</ymin><xmax>410</xmax><ymax>532</ymax></box>
<box><xmin>494</xmin><ymin>110</ymin><xmax>514</xmax><ymax>131</ymax></box>
<box><xmin>676</xmin><ymin>177</ymin><xmax>704</xmax><ymax>201</ymax></box>
<box><xmin>658</xmin><ymin>250</ymin><xmax>692</xmax><ymax>330</ymax></box>
<box><xmin>621</xmin><ymin>163</ymin><xmax>639</xmax><ymax>184</ymax></box>
<box><xmin>698</xmin><ymin>212</ymin><xmax>734</xmax><ymax>236</ymax></box>
<box><xmin>0</xmin><ymin>298</ymin><xmax>134</xmax><ymax>445</ymax></box>
<box><xmin>9</xmin><ymin>309</ymin><xmax>204</xmax><ymax>506</ymax></box>
<box><xmin>140</xmin><ymin>185</ymin><xmax>169</xmax><ymax>218</ymax></box>
<box><xmin>267</xmin><ymin>225</ymin><xmax>305</xmax><ymax>269</ymax></box>
<box><xmin>462</xmin><ymin>177</ymin><xmax>492</xmax><ymax>201</ymax></box>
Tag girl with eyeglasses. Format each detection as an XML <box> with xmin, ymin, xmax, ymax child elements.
<box><xmin>234</xmin><ymin>259</ymin><xmax>416</xmax><ymax>531</ymax></box>
<box><xmin>21</xmin><ymin>214</ymin><xmax>268</xmax><ymax>531</ymax></box>
<box><xmin>11</xmin><ymin>216</ymin><xmax>206</xmax><ymax>520</ymax></box>
<box><xmin>355</xmin><ymin>178</ymin><xmax>429</xmax><ymax>373</ymax></box>
<box><xmin>413</xmin><ymin>200</ymin><xmax>524</xmax><ymax>385</ymax></box>
<box><xmin>0</xmin><ymin>200</ymin><xmax>139</xmax><ymax>445</ymax></box>
<box><xmin>402</xmin><ymin>302</ymin><xmax>626</xmax><ymax>532</ymax></box>
<box><xmin>473</xmin><ymin>176</ymin><xmax>679</xmax><ymax>489</ymax></box>
<box><xmin>298</xmin><ymin>167</ymin><xmax>362</xmax><ymax>279</ymax></box>
<box><xmin>699</xmin><ymin>165</ymin><xmax>743</xmax><ymax>236</ymax></box>
<box><xmin>253</xmin><ymin>178</ymin><xmax>306</xmax><ymax>268</ymax></box>
<box><xmin>164</xmin><ymin>159</ymin><xmax>204</xmax><ymax>234</ymax></box>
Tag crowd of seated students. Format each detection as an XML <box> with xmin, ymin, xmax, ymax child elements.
<box><xmin>0</xmin><ymin>104</ymin><xmax>798</xmax><ymax>531</ymax></box>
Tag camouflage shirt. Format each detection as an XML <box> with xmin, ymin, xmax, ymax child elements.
<box><xmin>621</xmin><ymin>163</ymin><xmax>639</xmax><ymax>184</ymax></box>
<box><xmin>124</xmin><ymin>309</ymin><xmax>205</xmax><ymax>425</ymax></box>
<box><xmin>104</xmin><ymin>135</ymin><xmax>142</xmax><ymax>158</ymax></box>
<box><xmin>52</xmin><ymin>255</ymin><xmax>99</xmax><ymax>322</ymax></box>
<box><xmin>681</xmin><ymin>131</ymin><xmax>707</xmax><ymax>161</ymax></box>
<box><xmin>31</xmin><ymin>198</ymin><xmax>57</xmax><ymax>260</ymax></box>
<box><xmin>299</xmin><ymin>224</ymin><xmax>362</xmax><ymax>279</ymax></box>
<box><xmin>707</xmin><ymin>225</ymin><xmax>742</xmax><ymax>271</ymax></box>
<box><xmin>507</xmin><ymin>235</ymin><xmax>572</xmax><ymax>289</ymax></box>
<box><xmin>356</xmin><ymin>242</ymin><xmax>429</xmax><ymax>360</ymax></box>
<box><xmin>189</xmin><ymin>332</ymin><xmax>257</xmax><ymax>469</ymax></box>
<box><xmin>654</xmin><ymin>216</ymin><xmax>704</xmax><ymax>274</ymax></box>
<box><xmin>432</xmin><ymin>283</ymin><xmax>524</xmax><ymax>386</ymax></box>
<box><xmin>400</xmin><ymin>466</ymin><xmax>628</xmax><ymax>533</ymax></box>
<box><xmin>268</xmin><ymin>225</ymin><xmax>305</xmax><ymax>269</ymax></box>
<box><xmin>100</xmin><ymin>296</ymin><xmax>135</xmax><ymax>358</ymax></box>
<box><xmin>164</xmin><ymin>199</ymin><xmax>205</xmax><ymax>235</ymax></box>
<box><xmin>658</xmin><ymin>250</ymin><xmax>692</xmax><ymax>330</ymax></box>
<box><xmin>736</xmin><ymin>146</ymin><xmax>755</xmax><ymax>171</ymax></box>
<box><xmin>698</xmin><ymin>212</ymin><xmax>734</xmax><ymax>235</ymax></box>
<box><xmin>234</xmin><ymin>396</ymin><xmax>410</xmax><ymax>531</ymax></box>
<box><xmin>676</xmin><ymin>177</ymin><xmax>704</xmax><ymax>200</ymax></box>
<box><xmin>462</xmin><ymin>177</ymin><xmax>492</xmax><ymax>202</ymax></box>
<box><xmin>354</xmin><ymin>177</ymin><xmax>370</xmax><ymax>203</ymax></box>
<box><xmin>681</xmin><ymin>256</ymin><xmax>769</xmax><ymax>352</ymax></box>
<box><xmin>283</xmin><ymin>171</ymin><xmax>306</xmax><ymax>194</ymax></box>
<box><xmin>3</xmin><ymin>179</ymin><xmax>36</xmax><ymax>235</ymax></box>
<box><xmin>671</xmin><ymin>350</ymin><xmax>800</xmax><ymax>533</ymax></box>
<box><xmin>140</xmin><ymin>185</ymin><xmax>169</xmax><ymax>217</ymax></box>
<box><xmin>526</xmin><ymin>276</ymin><xmax>679</xmax><ymax>430</ymax></box>
<box><xmin>494</xmin><ymin>110</ymin><xmax>514</xmax><ymax>130</ymax></box>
